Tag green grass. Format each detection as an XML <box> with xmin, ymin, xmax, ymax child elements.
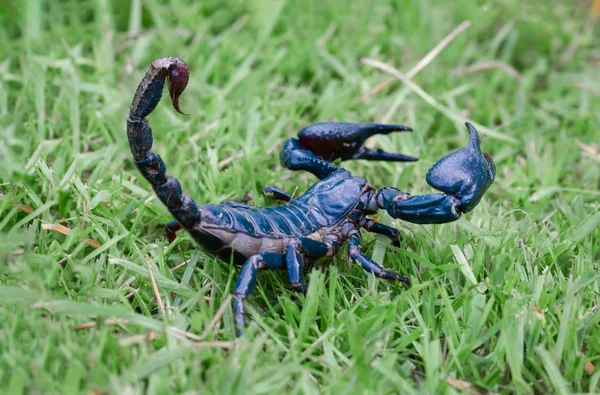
<box><xmin>1</xmin><ymin>0</ymin><xmax>599</xmax><ymax>393</ymax></box>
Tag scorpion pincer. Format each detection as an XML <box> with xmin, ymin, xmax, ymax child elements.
<box><xmin>126</xmin><ymin>57</ymin><xmax>496</xmax><ymax>336</ymax></box>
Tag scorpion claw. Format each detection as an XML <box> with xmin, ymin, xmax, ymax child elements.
<box><xmin>377</xmin><ymin>123</ymin><xmax>495</xmax><ymax>224</ymax></box>
<box><xmin>296</xmin><ymin>122</ymin><xmax>415</xmax><ymax>163</ymax></box>
<box><xmin>280</xmin><ymin>122</ymin><xmax>417</xmax><ymax>180</ymax></box>
<box><xmin>425</xmin><ymin>122</ymin><xmax>495</xmax><ymax>213</ymax></box>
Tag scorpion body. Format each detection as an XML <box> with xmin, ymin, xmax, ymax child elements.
<box><xmin>192</xmin><ymin>172</ymin><xmax>375</xmax><ymax>264</ymax></box>
<box><xmin>127</xmin><ymin>57</ymin><xmax>496</xmax><ymax>335</ymax></box>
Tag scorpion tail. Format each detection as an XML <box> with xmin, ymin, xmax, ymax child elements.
<box><xmin>126</xmin><ymin>57</ymin><xmax>200</xmax><ymax>231</ymax></box>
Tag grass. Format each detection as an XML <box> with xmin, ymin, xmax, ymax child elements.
<box><xmin>1</xmin><ymin>0</ymin><xmax>599</xmax><ymax>393</ymax></box>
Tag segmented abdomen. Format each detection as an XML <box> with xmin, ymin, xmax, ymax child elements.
<box><xmin>199</xmin><ymin>202</ymin><xmax>328</xmax><ymax>237</ymax></box>
<box><xmin>199</xmin><ymin>172</ymin><xmax>366</xmax><ymax>238</ymax></box>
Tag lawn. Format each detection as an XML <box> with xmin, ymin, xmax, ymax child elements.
<box><xmin>1</xmin><ymin>0</ymin><xmax>599</xmax><ymax>393</ymax></box>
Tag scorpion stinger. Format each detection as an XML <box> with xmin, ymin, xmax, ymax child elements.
<box><xmin>375</xmin><ymin>123</ymin><xmax>496</xmax><ymax>224</ymax></box>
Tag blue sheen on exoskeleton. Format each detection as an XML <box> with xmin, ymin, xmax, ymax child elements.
<box><xmin>126</xmin><ymin>57</ymin><xmax>496</xmax><ymax>336</ymax></box>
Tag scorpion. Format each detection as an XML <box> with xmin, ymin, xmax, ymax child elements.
<box><xmin>126</xmin><ymin>57</ymin><xmax>496</xmax><ymax>335</ymax></box>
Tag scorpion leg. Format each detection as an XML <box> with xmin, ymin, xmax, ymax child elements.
<box><xmin>362</xmin><ymin>219</ymin><xmax>401</xmax><ymax>247</ymax></box>
<box><xmin>234</xmin><ymin>252</ymin><xmax>286</xmax><ymax>336</ymax></box>
<box><xmin>286</xmin><ymin>237</ymin><xmax>331</xmax><ymax>294</ymax></box>
<box><xmin>347</xmin><ymin>231</ymin><xmax>411</xmax><ymax>285</ymax></box>
<box><xmin>285</xmin><ymin>244</ymin><xmax>308</xmax><ymax>294</ymax></box>
<box><xmin>262</xmin><ymin>186</ymin><xmax>293</xmax><ymax>202</ymax></box>
<box><xmin>376</xmin><ymin>123</ymin><xmax>495</xmax><ymax>224</ymax></box>
<box><xmin>235</xmin><ymin>238</ymin><xmax>333</xmax><ymax>335</ymax></box>
<box><xmin>127</xmin><ymin>58</ymin><xmax>202</xmax><ymax>233</ymax></box>
<box><xmin>165</xmin><ymin>221</ymin><xmax>182</xmax><ymax>243</ymax></box>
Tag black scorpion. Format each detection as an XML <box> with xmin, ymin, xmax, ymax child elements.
<box><xmin>126</xmin><ymin>57</ymin><xmax>495</xmax><ymax>335</ymax></box>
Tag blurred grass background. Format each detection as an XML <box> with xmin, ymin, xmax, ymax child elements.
<box><xmin>0</xmin><ymin>0</ymin><xmax>599</xmax><ymax>393</ymax></box>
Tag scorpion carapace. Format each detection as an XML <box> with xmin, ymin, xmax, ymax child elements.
<box><xmin>127</xmin><ymin>57</ymin><xmax>496</xmax><ymax>336</ymax></box>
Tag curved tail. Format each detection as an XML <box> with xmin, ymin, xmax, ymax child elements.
<box><xmin>127</xmin><ymin>57</ymin><xmax>200</xmax><ymax>230</ymax></box>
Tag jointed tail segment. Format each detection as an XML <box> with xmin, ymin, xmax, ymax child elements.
<box><xmin>127</xmin><ymin>58</ymin><xmax>200</xmax><ymax>230</ymax></box>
